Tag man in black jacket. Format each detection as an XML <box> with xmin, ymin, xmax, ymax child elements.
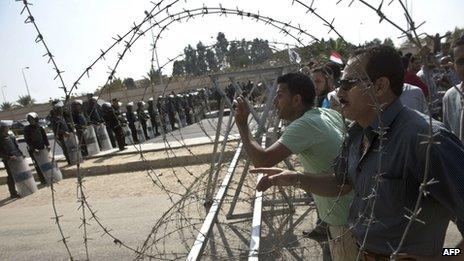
<box><xmin>49</xmin><ymin>101</ymin><xmax>73</xmax><ymax>165</ymax></box>
<box><xmin>0</xmin><ymin>121</ymin><xmax>21</xmax><ymax>198</ymax></box>
<box><xmin>147</xmin><ymin>98</ymin><xmax>160</xmax><ymax>136</ymax></box>
<box><xmin>137</xmin><ymin>101</ymin><xmax>150</xmax><ymax>140</ymax></box>
<box><xmin>102</xmin><ymin>102</ymin><xmax>126</xmax><ymax>150</ymax></box>
<box><xmin>71</xmin><ymin>100</ymin><xmax>89</xmax><ymax>157</ymax></box>
<box><xmin>23</xmin><ymin>112</ymin><xmax>48</xmax><ymax>184</ymax></box>
<box><xmin>126</xmin><ymin>103</ymin><xmax>139</xmax><ymax>143</ymax></box>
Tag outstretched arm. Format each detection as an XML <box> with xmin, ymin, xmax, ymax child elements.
<box><xmin>250</xmin><ymin>167</ymin><xmax>352</xmax><ymax>197</ymax></box>
<box><xmin>235</xmin><ymin>97</ymin><xmax>292</xmax><ymax>167</ymax></box>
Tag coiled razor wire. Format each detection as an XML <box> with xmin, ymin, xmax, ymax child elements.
<box><xmin>15</xmin><ymin>0</ymin><xmax>449</xmax><ymax>260</ymax></box>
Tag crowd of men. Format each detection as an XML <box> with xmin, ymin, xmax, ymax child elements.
<box><xmin>235</xmin><ymin>37</ymin><xmax>464</xmax><ymax>260</ymax></box>
<box><xmin>1</xmin><ymin>32</ymin><xmax>463</xmax><ymax>259</ymax></box>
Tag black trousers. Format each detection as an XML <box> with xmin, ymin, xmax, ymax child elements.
<box><xmin>76</xmin><ymin>130</ymin><xmax>88</xmax><ymax>157</ymax></box>
<box><xmin>150</xmin><ymin>117</ymin><xmax>160</xmax><ymax>135</ymax></box>
<box><xmin>128</xmin><ymin>123</ymin><xmax>139</xmax><ymax>143</ymax></box>
<box><xmin>57</xmin><ymin>137</ymin><xmax>71</xmax><ymax>165</ymax></box>
<box><xmin>2</xmin><ymin>160</ymin><xmax>18</xmax><ymax>197</ymax></box>
<box><xmin>106</xmin><ymin>125</ymin><xmax>117</xmax><ymax>148</ymax></box>
<box><xmin>27</xmin><ymin>149</ymin><xmax>46</xmax><ymax>184</ymax></box>
<box><xmin>140</xmin><ymin>120</ymin><xmax>149</xmax><ymax>140</ymax></box>
<box><xmin>113</xmin><ymin>125</ymin><xmax>126</xmax><ymax>149</ymax></box>
<box><xmin>168</xmin><ymin>112</ymin><xmax>176</xmax><ymax>130</ymax></box>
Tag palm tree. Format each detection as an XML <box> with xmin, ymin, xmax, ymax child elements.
<box><xmin>0</xmin><ymin>101</ymin><xmax>14</xmax><ymax>111</ymax></box>
<box><xmin>16</xmin><ymin>95</ymin><xmax>35</xmax><ymax>107</ymax></box>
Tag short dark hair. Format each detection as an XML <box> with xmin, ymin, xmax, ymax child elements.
<box><xmin>325</xmin><ymin>62</ymin><xmax>341</xmax><ymax>81</ymax></box>
<box><xmin>355</xmin><ymin>45</ymin><xmax>404</xmax><ymax>96</ymax></box>
<box><xmin>277</xmin><ymin>73</ymin><xmax>315</xmax><ymax>107</ymax></box>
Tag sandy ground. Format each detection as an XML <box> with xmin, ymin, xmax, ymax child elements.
<box><xmin>0</xmin><ymin>150</ymin><xmax>461</xmax><ymax>260</ymax></box>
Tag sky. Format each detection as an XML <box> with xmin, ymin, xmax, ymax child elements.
<box><xmin>0</xmin><ymin>0</ymin><xmax>463</xmax><ymax>104</ymax></box>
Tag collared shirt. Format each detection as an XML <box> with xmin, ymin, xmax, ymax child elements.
<box><xmin>335</xmin><ymin>99</ymin><xmax>464</xmax><ymax>256</ymax></box>
<box><xmin>399</xmin><ymin>83</ymin><xmax>428</xmax><ymax>114</ymax></box>
<box><xmin>443</xmin><ymin>82</ymin><xmax>464</xmax><ymax>141</ymax></box>
<box><xmin>23</xmin><ymin>125</ymin><xmax>49</xmax><ymax>150</ymax></box>
<box><xmin>0</xmin><ymin>134</ymin><xmax>23</xmax><ymax>158</ymax></box>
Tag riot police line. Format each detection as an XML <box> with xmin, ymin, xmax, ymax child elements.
<box><xmin>0</xmin><ymin>88</ymin><xmax>210</xmax><ymax>199</ymax></box>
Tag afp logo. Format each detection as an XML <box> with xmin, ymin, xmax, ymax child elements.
<box><xmin>442</xmin><ymin>248</ymin><xmax>461</xmax><ymax>256</ymax></box>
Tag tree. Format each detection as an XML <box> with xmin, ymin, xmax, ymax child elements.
<box><xmin>16</xmin><ymin>95</ymin><xmax>35</xmax><ymax>107</ymax></box>
<box><xmin>146</xmin><ymin>68</ymin><xmax>161</xmax><ymax>85</ymax></box>
<box><xmin>196</xmin><ymin>41</ymin><xmax>208</xmax><ymax>74</ymax></box>
<box><xmin>102</xmin><ymin>78</ymin><xmax>125</xmax><ymax>92</ymax></box>
<box><xmin>172</xmin><ymin>60</ymin><xmax>185</xmax><ymax>76</ymax></box>
<box><xmin>215</xmin><ymin>32</ymin><xmax>229</xmax><ymax>69</ymax></box>
<box><xmin>249</xmin><ymin>39</ymin><xmax>273</xmax><ymax>64</ymax></box>
<box><xmin>184</xmin><ymin>45</ymin><xmax>199</xmax><ymax>75</ymax></box>
<box><xmin>123</xmin><ymin>77</ymin><xmax>137</xmax><ymax>90</ymax></box>
<box><xmin>383</xmin><ymin>37</ymin><xmax>395</xmax><ymax>47</ymax></box>
<box><xmin>0</xmin><ymin>101</ymin><xmax>14</xmax><ymax>111</ymax></box>
<box><xmin>205</xmin><ymin>49</ymin><xmax>218</xmax><ymax>71</ymax></box>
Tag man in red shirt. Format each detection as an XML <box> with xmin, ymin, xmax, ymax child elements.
<box><xmin>403</xmin><ymin>54</ymin><xmax>429</xmax><ymax>97</ymax></box>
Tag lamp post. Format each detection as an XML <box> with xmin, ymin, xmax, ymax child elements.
<box><xmin>21</xmin><ymin>66</ymin><xmax>32</xmax><ymax>100</ymax></box>
<box><xmin>1</xmin><ymin>85</ymin><xmax>6</xmax><ymax>103</ymax></box>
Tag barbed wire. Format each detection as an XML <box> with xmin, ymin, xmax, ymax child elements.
<box><xmin>14</xmin><ymin>0</ymin><xmax>456</xmax><ymax>260</ymax></box>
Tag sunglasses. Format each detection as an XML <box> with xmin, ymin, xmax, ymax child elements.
<box><xmin>339</xmin><ymin>78</ymin><xmax>369</xmax><ymax>91</ymax></box>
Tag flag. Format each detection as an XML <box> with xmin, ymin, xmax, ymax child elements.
<box><xmin>288</xmin><ymin>48</ymin><xmax>301</xmax><ymax>64</ymax></box>
<box><xmin>330</xmin><ymin>51</ymin><xmax>343</xmax><ymax>65</ymax></box>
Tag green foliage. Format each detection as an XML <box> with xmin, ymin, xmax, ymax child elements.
<box><xmin>16</xmin><ymin>95</ymin><xmax>35</xmax><ymax>107</ymax></box>
<box><xmin>122</xmin><ymin>78</ymin><xmax>136</xmax><ymax>90</ymax></box>
<box><xmin>172</xmin><ymin>60</ymin><xmax>185</xmax><ymax>76</ymax></box>
<box><xmin>205</xmin><ymin>49</ymin><xmax>218</xmax><ymax>71</ymax></box>
<box><xmin>249</xmin><ymin>39</ymin><xmax>273</xmax><ymax>64</ymax></box>
<box><xmin>196</xmin><ymin>41</ymin><xmax>208</xmax><ymax>74</ymax></box>
<box><xmin>184</xmin><ymin>45</ymin><xmax>200</xmax><ymax>76</ymax></box>
<box><xmin>145</xmin><ymin>68</ymin><xmax>161</xmax><ymax>85</ymax></box>
<box><xmin>101</xmin><ymin>78</ymin><xmax>125</xmax><ymax>93</ymax></box>
<box><xmin>0</xmin><ymin>101</ymin><xmax>14</xmax><ymax>111</ymax></box>
<box><xmin>215</xmin><ymin>32</ymin><xmax>229</xmax><ymax>67</ymax></box>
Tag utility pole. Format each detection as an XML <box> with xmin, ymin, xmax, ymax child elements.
<box><xmin>21</xmin><ymin>66</ymin><xmax>32</xmax><ymax>103</ymax></box>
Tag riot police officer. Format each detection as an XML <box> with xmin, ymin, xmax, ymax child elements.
<box><xmin>71</xmin><ymin>100</ymin><xmax>88</xmax><ymax>156</ymax></box>
<box><xmin>49</xmin><ymin>100</ymin><xmax>74</xmax><ymax>165</ymax></box>
<box><xmin>136</xmin><ymin>101</ymin><xmax>150</xmax><ymax>140</ymax></box>
<box><xmin>147</xmin><ymin>98</ymin><xmax>160</xmax><ymax>136</ymax></box>
<box><xmin>125</xmin><ymin>102</ymin><xmax>139</xmax><ymax>143</ymax></box>
<box><xmin>23</xmin><ymin>112</ymin><xmax>48</xmax><ymax>184</ymax></box>
<box><xmin>102</xmin><ymin>102</ymin><xmax>126</xmax><ymax>150</ymax></box>
<box><xmin>0</xmin><ymin>121</ymin><xmax>21</xmax><ymax>198</ymax></box>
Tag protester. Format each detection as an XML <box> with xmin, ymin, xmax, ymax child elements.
<box><xmin>23</xmin><ymin>112</ymin><xmax>48</xmax><ymax>184</ymax></box>
<box><xmin>252</xmin><ymin>45</ymin><xmax>464</xmax><ymax>259</ymax></box>
<box><xmin>403</xmin><ymin>54</ymin><xmax>429</xmax><ymax>97</ymax></box>
<box><xmin>311</xmin><ymin>66</ymin><xmax>334</xmax><ymax>108</ymax></box>
<box><xmin>443</xmin><ymin>36</ymin><xmax>464</xmax><ymax>142</ymax></box>
<box><xmin>235</xmin><ymin>73</ymin><xmax>356</xmax><ymax>260</ymax></box>
<box><xmin>399</xmin><ymin>83</ymin><xmax>428</xmax><ymax>113</ymax></box>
